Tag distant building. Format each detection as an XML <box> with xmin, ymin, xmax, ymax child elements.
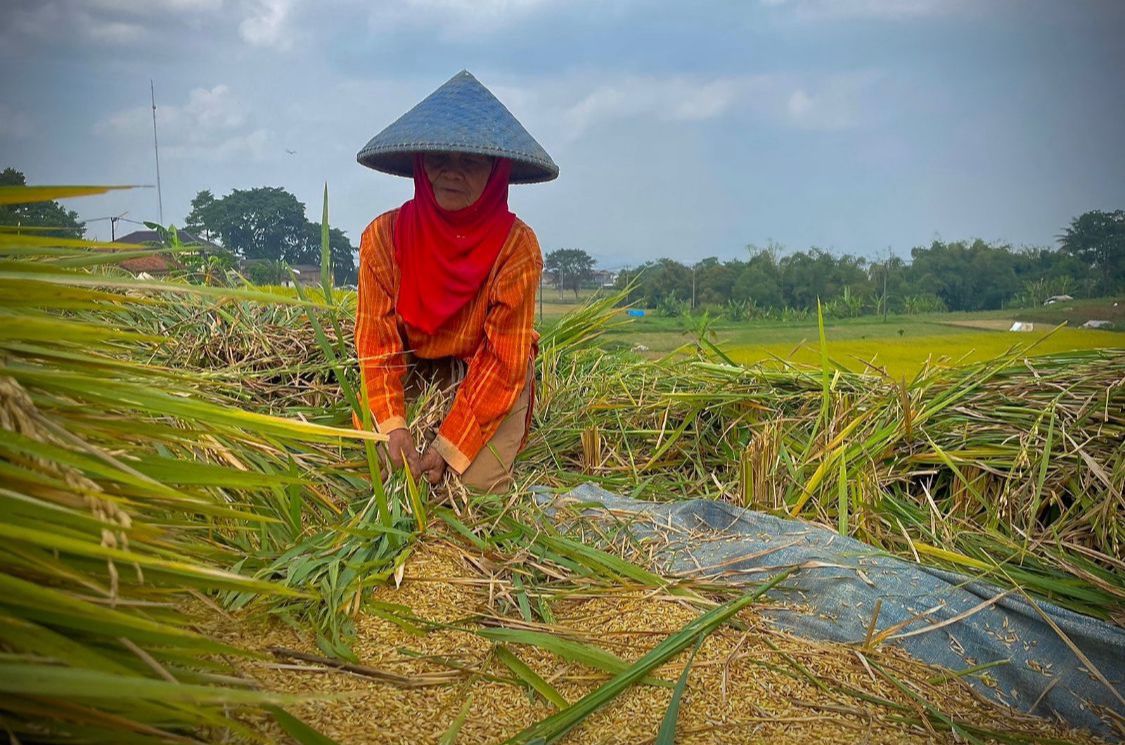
<box><xmin>114</xmin><ymin>230</ymin><xmax>191</xmax><ymax>275</ymax></box>
<box><xmin>591</xmin><ymin>269</ymin><xmax>618</xmax><ymax>287</ymax></box>
<box><xmin>236</xmin><ymin>259</ymin><xmax>322</xmax><ymax>287</ymax></box>
<box><xmin>285</xmin><ymin>264</ymin><xmax>322</xmax><ymax>288</ymax></box>
<box><xmin>543</xmin><ymin>268</ymin><xmax>617</xmax><ymax>289</ymax></box>
<box><xmin>114</xmin><ymin>229</ymin><xmax>231</xmax><ymax>276</ymax></box>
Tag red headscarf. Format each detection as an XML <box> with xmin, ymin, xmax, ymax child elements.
<box><xmin>393</xmin><ymin>154</ymin><xmax>516</xmax><ymax>335</ymax></box>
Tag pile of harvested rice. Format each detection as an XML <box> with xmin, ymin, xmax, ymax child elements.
<box><xmin>142</xmin><ymin>302</ymin><xmax>349</xmax><ymax>413</ymax></box>
<box><xmin>194</xmin><ymin>537</ymin><xmax>1106</xmax><ymax>744</ymax></box>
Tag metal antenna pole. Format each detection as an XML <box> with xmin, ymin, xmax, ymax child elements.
<box><xmin>150</xmin><ymin>80</ymin><xmax>164</xmax><ymax>225</ymax></box>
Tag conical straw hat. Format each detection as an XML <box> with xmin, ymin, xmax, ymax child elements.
<box><xmin>356</xmin><ymin>70</ymin><xmax>559</xmax><ymax>184</ymax></box>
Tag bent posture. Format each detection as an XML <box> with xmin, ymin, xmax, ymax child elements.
<box><xmin>354</xmin><ymin>71</ymin><xmax>558</xmax><ymax>492</ymax></box>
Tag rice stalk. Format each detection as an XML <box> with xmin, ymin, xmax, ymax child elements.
<box><xmin>0</xmin><ymin>184</ymin><xmax>384</xmax><ymax>742</ymax></box>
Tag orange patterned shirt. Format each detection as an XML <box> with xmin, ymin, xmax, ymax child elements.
<box><xmin>355</xmin><ymin>209</ymin><xmax>542</xmax><ymax>473</ymax></box>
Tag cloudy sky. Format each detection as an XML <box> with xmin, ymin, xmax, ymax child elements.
<box><xmin>2</xmin><ymin>0</ymin><xmax>1123</xmax><ymax>268</ymax></box>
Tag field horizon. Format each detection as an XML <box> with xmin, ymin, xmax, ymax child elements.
<box><xmin>534</xmin><ymin>292</ymin><xmax>1125</xmax><ymax>377</ymax></box>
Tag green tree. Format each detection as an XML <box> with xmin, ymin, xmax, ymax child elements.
<box><xmin>303</xmin><ymin>222</ymin><xmax>358</xmax><ymax>285</ymax></box>
<box><xmin>184</xmin><ymin>186</ymin><xmax>358</xmax><ymax>283</ymax></box>
<box><xmin>185</xmin><ymin>187</ymin><xmax>308</xmax><ymax>261</ymax></box>
<box><xmin>907</xmin><ymin>239</ymin><xmax>1020</xmax><ymax>312</ymax></box>
<box><xmin>0</xmin><ymin>168</ymin><xmax>85</xmax><ymax>238</ymax></box>
<box><xmin>692</xmin><ymin>257</ymin><xmax>739</xmax><ymax>307</ymax></box>
<box><xmin>1014</xmin><ymin>246</ymin><xmax>1094</xmax><ymax>298</ymax></box>
<box><xmin>243</xmin><ymin>260</ymin><xmax>289</xmax><ymax>285</ymax></box>
<box><xmin>616</xmin><ymin>224</ymin><xmax>1115</xmax><ymax>318</ymax></box>
<box><xmin>1058</xmin><ymin>210</ymin><xmax>1124</xmax><ymax>293</ymax></box>
<box><xmin>184</xmin><ymin>190</ymin><xmax>220</xmax><ymax>242</ymax></box>
<box><xmin>625</xmin><ymin>258</ymin><xmax>692</xmax><ymax>308</ymax></box>
<box><xmin>544</xmin><ymin>248</ymin><xmax>595</xmax><ymax>298</ymax></box>
<box><xmin>732</xmin><ymin>246</ymin><xmax>781</xmax><ymax>309</ymax></box>
<box><xmin>779</xmin><ymin>249</ymin><xmax>865</xmax><ymax>310</ymax></box>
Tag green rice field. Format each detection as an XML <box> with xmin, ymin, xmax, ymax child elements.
<box><xmin>591</xmin><ymin>311</ymin><xmax>1124</xmax><ymax>378</ymax></box>
<box><xmin>727</xmin><ymin>327</ymin><xmax>1125</xmax><ymax>378</ymax></box>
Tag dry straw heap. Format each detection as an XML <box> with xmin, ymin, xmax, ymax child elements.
<box><xmin>0</xmin><ymin>184</ymin><xmax>1121</xmax><ymax>743</ymax></box>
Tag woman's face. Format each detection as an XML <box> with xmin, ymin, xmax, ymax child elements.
<box><xmin>422</xmin><ymin>152</ymin><xmax>494</xmax><ymax>210</ymax></box>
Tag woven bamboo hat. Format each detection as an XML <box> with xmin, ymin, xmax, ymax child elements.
<box><xmin>356</xmin><ymin>70</ymin><xmax>558</xmax><ymax>184</ymax></box>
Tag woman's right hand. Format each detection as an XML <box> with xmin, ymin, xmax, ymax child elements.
<box><xmin>385</xmin><ymin>428</ymin><xmax>420</xmax><ymax>475</ymax></box>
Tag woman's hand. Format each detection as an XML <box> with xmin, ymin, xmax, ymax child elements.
<box><xmin>416</xmin><ymin>446</ymin><xmax>448</xmax><ymax>485</ymax></box>
<box><xmin>385</xmin><ymin>428</ymin><xmax>420</xmax><ymax>474</ymax></box>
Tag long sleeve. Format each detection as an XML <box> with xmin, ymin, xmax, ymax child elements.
<box><xmin>431</xmin><ymin>226</ymin><xmax>541</xmax><ymax>472</ymax></box>
<box><xmin>355</xmin><ymin>215</ymin><xmax>408</xmax><ymax>434</ymax></box>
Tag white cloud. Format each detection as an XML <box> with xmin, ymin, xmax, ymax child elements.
<box><xmin>84</xmin><ymin>0</ymin><xmax>224</xmax><ymax>14</ymax></box>
<box><xmin>367</xmin><ymin>0</ymin><xmax>562</xmax><ymax>37</ymax></box>
<box><xmin>499</xmin><ymin>71</ymin><xmax>882</xmax><ymax>141</ymax></box>
<box><xmin>83</xmin><ymin>18</ymin><xmax>145</xmax><ymax>44</ymax></box>
<box><xmin>559</xmin><ymin>76</ymin><xmax>748</xmax><ymax>138</ymax></box>
<box><xmin>782</xmin><ymin>74</ymin><xmax>877</xmax><ymax>130</ymax></box>
<box><xmin>761</xmin><ymin>0</ymin><xmax>964</xmax><ymax>20</ymax></box>
<box><xmin>787</xmin><ymin>89</ymin><xmax>813</xmax><ymax>117</ymax></box>
<box><xmin>95</xmin><ymin>84</ymin><xmax>272</xmax><ymax>162</ymax></box>
<box><xmin>165</xmin><ymin>128</ymin><xmax>272</xmax><ymax>160</ymax></box>
<box><xmin>239</xmin><ymin>0</ymin><xmax>295</xmax><ymax>49</ymax></box>
<box><xmin>670</xmin><ymin>80</ymin><xmax>742</xmax><ymax>121</ymax></box>
<box><xmin>0</xmin><ymin>0</ymin><xmax>225</xmax><ymax>50</ymax></box>
<box><xmin>403</xmin><ymin>0</ymin><xmax>553</xmax><ymax>12</ymax></box>
<box><xmin>186</xmin><ymin>84</ymin><xmax>248</xmax><ymax>130</ymax></box>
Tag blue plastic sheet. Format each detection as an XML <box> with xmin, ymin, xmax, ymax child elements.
<box><xmin>538</xmin><ymin>484</ymin><xmax>1125</xmax><ymax>740</ymax></box>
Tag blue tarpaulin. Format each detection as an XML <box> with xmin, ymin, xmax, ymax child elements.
<box><xmin>537</xmin><ymin>484</ymin><xmax>1125</xmax><ymax>740</ymax></box>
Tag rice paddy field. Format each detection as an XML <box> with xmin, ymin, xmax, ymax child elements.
<box><xmin>2</xmin><ymin>186</ymin><xmax>1123</xmax><ymax>744</ymax></box>
<box><xmin>728</xmin><ymin>328</ymin><xmax>1125</xmax><ymax>378</ymax></box>
<box><xmin>582</xmin><ymin>307</ymin><xmax>1124</xmax><ymax>379</ymax></box>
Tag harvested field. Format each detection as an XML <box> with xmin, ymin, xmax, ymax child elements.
<box><xmin>197</xmin><ymin>537</ymin><xmax>1107</xmax><ymax>744</ymax></box>
<box><xmin>3</xmin><ymin>188</ymin><xmax>1121</xmax><ymax>744</ymax></box>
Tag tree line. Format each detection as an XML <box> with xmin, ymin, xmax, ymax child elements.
<box><xmin>0</xmin><ymin>168</ymin><xmax>85</xmax><ymax>238</ymax></box>
<box><xmin>0</xmin><ymin>171</ymin><xmax>360</xmax><ymax>285</ymax></box>
<box><xmin>611</xmin><ymin>210</ymin><xmax>1123</xmax><ymax>319</ymax></box>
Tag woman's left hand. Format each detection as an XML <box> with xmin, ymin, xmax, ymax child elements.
<box><xmin>416</xmin><ymin>447</ymin><xmax>447</xmax><ymax>485</ymax></box>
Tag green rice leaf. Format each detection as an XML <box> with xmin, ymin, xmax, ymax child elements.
<box><xmin>0</xmin><ymin>664</ymin><xmax>289</xmax><ymax>704</ymax></box>
<box><xmin>0</xmin><ymin>184</ymin><xmax>136</xmax><ymax>205</ymax></box>
<box><xmin>437</xmin><ymin>694</ymin><xmax>473</xmax><ymax>745</ymax></box>
<box><xmin>655</xmin><ymin>636</ymin><xmax>702</xmax><ymax>745</ymax></box>
<box><xmin>503</xmin><ymin>570</ymin><xmax>791</xmax><ymax>744</ymax></box>
<box><xmin>478</xmin><ymin>628</ymin><xmax>666</xmax><ymax>686</ymax></box>
<box><xmin>266</xmin><ymin>705</ymin><xmax>343</xmax><ymax>745</ymax></box>
<box><xmin>495</xmin><ymin>645</ymin><xmax>568</xmax><ymax>709</ymax></box>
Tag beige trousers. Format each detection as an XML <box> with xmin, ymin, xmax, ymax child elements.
<box><xmin>403</xmin><ymin>357</ymin><xmax>533</xmax><ymax>493</ymax></box>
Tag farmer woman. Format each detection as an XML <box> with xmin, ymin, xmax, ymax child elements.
<box><xmin>353</xmin><ymin>70</ymin><xmax>557</xmax><ymax>493</ymax></box>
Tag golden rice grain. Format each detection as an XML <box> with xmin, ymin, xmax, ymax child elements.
<box><xmin>191</xmin><ymin>537</ymin><xmax>1108</xmax><ymax>744</ymax></box>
